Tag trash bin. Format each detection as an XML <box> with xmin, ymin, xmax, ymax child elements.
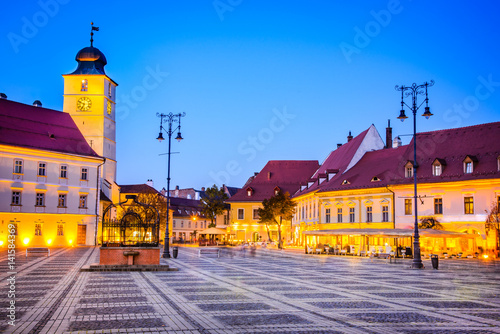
<box><xmin>431</xmin><ymin>254</ymin><xmax>438</xmax><ymax>270</ymax></box>
<box><xmin>172</xmin><ymin>246</ymin><xmax>178</xmax><ymax>259</ymax></box>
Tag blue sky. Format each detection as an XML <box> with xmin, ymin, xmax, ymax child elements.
<box><xmin>1</xmin><ymin>1</ymin><xmax>499</xmax><ymax>191</ymax></box>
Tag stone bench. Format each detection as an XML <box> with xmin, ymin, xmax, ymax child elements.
<box><xmin>26</xmin><ymin>247</ymin><xmax>50</xmax><ymax>257</ymax></box>
<box><xmin>198</xmin><ymin>248</ymin><xmax>220</xmax><ymax>258</ymax></box>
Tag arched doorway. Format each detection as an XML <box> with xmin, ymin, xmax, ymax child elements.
<box><xmin>252</xmin><ymin>232</ymin><xmax>259</xmax><ymax>242</ymax></box>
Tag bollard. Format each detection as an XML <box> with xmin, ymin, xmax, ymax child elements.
<box><xmin>172</xmin><ymin>246</ymin><xmax>178</xmax><ymax>259</ymax></box>
<box><xmin>431</xmin><ymin>254</ymin><xmax>438</xmax><ymax>270</ymax></box>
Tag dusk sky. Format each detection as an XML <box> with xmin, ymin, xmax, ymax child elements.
<box><xmin>2</xmin><ymin>1</ymin><xmax>500</xmax><ymax>191</ymax></box>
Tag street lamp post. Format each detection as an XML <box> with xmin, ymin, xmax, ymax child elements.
<box><xmin>395</xmin><ymin>80</ymin><xmax>434</xmax><ymax>269</ymax></box>
<box><xmin>156</xmin><ymin>112</ymin><xmax>185</xmax><ymax>258</ymax></box>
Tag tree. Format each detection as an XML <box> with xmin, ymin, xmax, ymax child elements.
<box><xmin>485</xmin><ymin>201</ymin><xmax>500</xmax><ymax>256</ymax></box>
<box><xmin>200</xmin><ymin>185</ymin><xmax>229</xmax><ymax>228</ymax></box>
<box><xmin>257</xmin><ymin>191</ymin><xmax>295</xmax><ymax>249</ymax></box>
<box><xmin>418</xmin><ymin>216</ymin><xmax>444</xmax><ymax>230</ymax></box>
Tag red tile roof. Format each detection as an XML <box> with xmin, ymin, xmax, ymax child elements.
<box><xmin>318</xmin><ymin>122</ymin><xmax>500</xmax><ymax>192</ymax></box>
<box><xmin>119</xmin><ymin>183</ymin><xmax>160</xmax><ymax>194</ymax></box>
<box><xmin>0</xmin><ymin>99</ymin><xmax>101</xmax><ymax>158</ymax></box>
<box><xmin>228</xmin><ymin>160</ymin><xmax>319</xmax><ymax>202</ymax></box>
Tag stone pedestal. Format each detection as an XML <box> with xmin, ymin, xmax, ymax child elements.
<box><xmin>99</xmin><ymin>247</ymin><xmax>160</xmax><ymax>265</ymax></box>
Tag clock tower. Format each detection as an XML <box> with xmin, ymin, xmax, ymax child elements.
<box><xmin>63</xmin><ymin>31</ymin><xmax>118</xmax><ymax>201</ymax></box>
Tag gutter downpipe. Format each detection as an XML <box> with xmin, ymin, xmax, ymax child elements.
<box><xmin>94</xmin><ymin>158</ymin><xmax>106</xmax><ymax>246</ymax></box>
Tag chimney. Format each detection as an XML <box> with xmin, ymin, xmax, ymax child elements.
<box><xmin>195</xmin><ymin>191</ymin><xmax>200</xmax><ymax>200</ymax></box>
<box><xmin>267</xmin><ymin>172</ymin><xmax>272</xmax><ymax>180</ymax></box>
<box><xmin>254</xmin><ymin>172</ymin><xmax>259</xmax><ymax>176</ymax></box>
<box><xmin>386</xmin><ymin>119</ymin><xmax>392</xmax><ymax>149</ymax></box>
<box><xmin>201</xmin><ymin>187</ymin><xmax>205</xmax><ymax>191</ymax></box>
<box><xmin>337</xmin><ymin>143</ymin><xmax>342</xmax><ymax>149</ymax></box>
<box><xmin>393</xmin><ymin>136</ymin><xmax>402</xmax><ymax>148</ymax></box>
<box><xmin>146</xmin><ymin>179</ymin><xmax>154</xmax><ymax>187</ymax></box>
<box><xmin>347</xmin><ymin>131</ymin><xmax>353</xmax><ymax>142</ymax></box>
<box><xmin>175</xmin><ymin>185</ymin><xmax>179</xmax><ymax>190</ymax></box>
<box><xmin>0</xmin><ymin>93</ymin><xmax>7</xmax><ymax>99</ymax></box>
<box><xmin>33</xmin><ymin>100</ymin><xmax>42</xmax><ymax>107</ymax></box>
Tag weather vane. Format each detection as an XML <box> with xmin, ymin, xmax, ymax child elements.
<box><xmin>90</xmin><ymin>22</ymin><xmax>99</xmax><ymax>47</ymax></box>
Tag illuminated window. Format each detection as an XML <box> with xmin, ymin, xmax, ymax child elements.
<box><xmin>79</xmin><ymin>195</ymin><xmax>87</xmax><ymax>208</ymax></box>
<box><xmin>38</xmin><ymin>162</ymin><xmax>46</xmax><ymax>176</ymax></box>
<box><xmin>434</xmin><ymin>198</ymin><xmax>443</xmax><ymax>214</ymax></box>
<box><xmin>404</xmin><ymin>199</ymin><xmax>412</xmax><ymax>215</ymax></box>
<box><xmin>60</xmin><ymin>165</ymin><xmax>68</xmax><ymax>178</ymax></box>
<box><xmin>108</xmin><ymin>83</ymin><xmax>112</xmax><ymax>97</ymax></box>
<box><xmin>36</xmin><ymin>193</ymin><xmax>45</xmax><ymax>206</ymax></box>
<box><xmin>366</xmin><ymin>206</ymin><xmax>372</xmax><ymax>222</ymax></box>
<box><xmin>58</xmin><ymin>194</ymin><xmax>67</xmax><ymax>207</ymax></box>
<box><xmin>382</xmin><ymin>205</ymin><xmax>389</xmax><ymax>222</ymax></box>
<box><xmin>463</xmin><ymin>156</ymin><xmax>477</xmax><ymax>174</ymax></box>
<box><xmin>337</xmin><ymin>208</ymin><xmax>342</xmax><ymax>223</ymax></box>
<box><xmin>433</xmin><ymin>164</ymin><xmax>441</xmax><ymax>176</ymax></box>
<box><xmin>81</xmin><ymin>168</ymin><xmax>88</xmax><ymax>180</ymax></box>
<box><xmin>349</xmin><ymin>207</ymin><xmax>355</xmax><ymax>222</ymax></box>
<box><xmin>237</xmin><ymin>209</ymin><xmax>244</xmax><ymax>220</ymax></box>
<box><xmin>81</xmin><ymin>79</ymin><xmax>88</xmax><ymax>92</ymax></box>
<box><xmin>35</xmin><ymin>223</ymin><xmax>42</xmax><ymax>236</ymax></box>
<box><xmin>14</xmin><ymin>160</ymin><xmax>23</xmax><ymax>174</ymax></box>
<box><xmin>464</xmin><ymin>197</ymin><xmax>474</xmax><ymax>214</ymax></box>
<box><xmin>11</xmin><ymin>191</ymin><xmax>21</xmax><ymax>205</ymax></box>
<box><xmin>253</xmin><ymin>209</ymin><xmax>259</xmax><ymax>220</ymax></box>
<box><xmin>325</xmin><ymin>208</ymin><xmax>331</xmax><ymax>223</ymax></box>
<box><xmin>57</xmin><ymin>224</ymin><xmax>64</xmax><ymax>236</ymax></box>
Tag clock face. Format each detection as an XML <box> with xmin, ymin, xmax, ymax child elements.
<box><xmin>107</xmin><ymin>100</ymin><xmax>112</xmax><ymax>115</ymax></box>
<box><xmin>77</xmin><ymin>97</ymin><xmax>92</xmax><ymax>111</ymax></box>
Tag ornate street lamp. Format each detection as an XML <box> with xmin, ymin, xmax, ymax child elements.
<box><xmin>156</xmin><ymin>112</ymin><xmax>185</xmax><ymax>258</ymax></box>
<box><xmin>395</xmin><ymin>80</ymin><xmax>434</xmax><ymax>269</ymax></box>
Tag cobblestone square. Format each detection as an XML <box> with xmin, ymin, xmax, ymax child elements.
<box><xmin>1</xmin><ymin>246</ymin><xmax>500</xmax><ymax>333</ymax></box>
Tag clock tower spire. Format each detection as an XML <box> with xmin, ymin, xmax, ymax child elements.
<box><xmin>62</xmin><ymin>25</ymin><xmax>118</xmax><ymax>201</ymax></box>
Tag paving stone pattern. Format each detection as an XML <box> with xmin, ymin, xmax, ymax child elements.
<box><xmin>0</xmin><ymin>246</ymin><xmax>499</xmax><ymax>333</ymax></box>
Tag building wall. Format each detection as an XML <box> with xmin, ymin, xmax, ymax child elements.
<box><xmin>0</xmin><ymin>145</ymin><xmax>103</xmax><ymax>246</ymax></box>
<box><xmin>172</xmin><ymin>217</ymin><xmax>209</xmax><ymax>241</ymax></box>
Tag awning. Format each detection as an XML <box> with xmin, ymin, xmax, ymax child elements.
<box><xmin>303</xmin><ymin>228</ymin><xmax>476</xmax><ymax>238</ymax></box>
<box><xmin>199</xmin><ymin>227</ymin><xmax>227</xmax><ymax>235</ymax></box>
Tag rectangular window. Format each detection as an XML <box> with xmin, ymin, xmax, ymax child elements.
<box><xmin>14</xmin><ymin>160</ymin><xmax>23</xmax><ymax>174</ymax></box>
<box><xmin>433</xmin><ymin>164</ymin><xmax>441</xmax><ymax>176</ymax></box>
<box><xmin>35</xmin><ymin>223</ymin><xmax>42</xmax><ymax>236</ymax></box>
<box><xmin>11</xmin><ymin>191</ymin><xmax>21</xmax><ymax>205</ymax></box>
<box><xmin>253</xmin><ymin>209</ymin><xmax>259</xmax><ymax>220</ymax></box>
<box><xmin>79</xmin><ymin>195</ymin><xmax>87</xmax><ymax>208</ymax></box>
<box><xmin>465</xmin><ymin>162</ymin><xmax>473</xmax><ymax>173</ymax></box>
<box><xmin>434</xmin><ymin>198</ymin><xmax>443</xmax><ymax>215</ymax></box>
<box><xmin>181</xmin><ymin>221</ymin><xmax>184</xmax><ymax>228</ymax></box>
<box><xmin>173</xmin><ymin>221</ymin><xmax>176</xmax><ymax>228</ymax></box>
<box><xmin>36</xmin><ymin>193</ymin><xmax>45</xmax><ymax>206</ymax></box>
<box><xmin>81</xmin><ymin>168</ymin><xmax>88</xmax><ymax>180</ymax></box>
<box><xmin>382</xmin><ymin>205</ymin><xmax>389</xmax><ymax>222</ymax></box>
<box><xmin>349</xmin><ymin>207</ymin><xmax>355</xmax><ymax>223</ymax></box>
<box><xmin>406</xmin><ymin>166</ymin><xmax>413</xmax><ymax>178</ymax></box>
<box><xmin>38</xmin><ymin>162</ymin><xmax>46</xmax><ymax>176</ymax></box>
<box><xmin>81</xmin><ymin>79</ymin><xmax>88</xmax><ymax>92</ymax></box>
<box><xmin>60</xmin><ymin>165</ymin><xmax>68</xmax><ymax>178</ymax></box>
<box><xmin>404</xmin><ymin>199</ymin><xmax>412</xmax><ymax>215</ymax></box>
<box><xmin>337</xmin><ymin>208</ymin><xmax>343</xmax><ymax>223</ymax></box>
<box><xmin>464</xmin><ymin>197</ymin><xmax>474</xmax><ymax>214</ymax></box>
<box><xmin>366</xmin><ymin>207</ymin><xmax>372</xmax><ymax>222</ymax></box>
<box><xmin>108</xmin><ymin>83</ymin><xmax>112</xmax><ymax>97</ymax></box>
<box><xmin>325</xmin><ymin>208</ymin><xmax>331</xmax><ymax>223</ymax></box>
<box><xmin>188</xmin><ymin>221</ymin><xmax>191</xmax><ymax>228</ymax></box>
<box><xmin>58</xmin><ymin>194</ymin><xmax>67</xmax><ymax>207</ymax></box>
<box><xmin>237</xmin><ymin>209</ymin><xmax>244</xmax><ymax>220</ymax></box>
<box><xmin>57</xmin><ymin>224</ymin><xmax>64</xmax><ymax>236</ymax></box>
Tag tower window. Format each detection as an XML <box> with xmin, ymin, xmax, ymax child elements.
<box><xmin>81</xmin><ymin>79</ymin><xmax>88</xmax><ymax>92</ymax></box>
<box><xmin>108</xmin><ymin>83</ymin><xmax>112</xmax><ymax>97</ymax></box>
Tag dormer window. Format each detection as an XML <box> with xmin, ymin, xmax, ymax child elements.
<box><xmin>341</xmin><ymin>179</ymin><xmax>350</xmax><ymax>185</ymax></box>
<box><xmin>463</xmin><ymin>155</ymin><xmax>477</xmax><ymax>174</ymax></box>
<box><xmin>497</xmin><ymin>156</ymin><xmax>500</xmax><ymax>171</ymax></box>
<box><xmin>300</xmin><ymin>184</ymin><xmax>307</xmax><ymax>191</ymax></box>
<box><xmin>274</xmin><ymin>186</ymin><xmax>281</xmax><ymax>196</ymax></box>
<box><xmin>405</xmin><ymin>161</ymin><xmax>413</xmax><ymax>178</ymax></box>
<box><xmin>246</xmin><ymin>187</ymin><xmax>254</xmax><ymax>197</ymax></box>
<box><xmin>81</xmin><ymin>79</ymin><xmax>88</xmax><ymax>92</ymax></box>
<box><xmin>432</xmin><ymin>158</ymin><xmax>446</xmax><ymax>176</ymax></box>
<box><xmin>318</xmin><ymin>173</ymin><xmax>327</xmax><ymax>184</ymax></box>
<box><xmin>326</xmin><ymin>169</ymin><xmax>338</xmax><ymax>181</ymax></box>
<box><xmin>371</xmin><ymin>176</ymin><xmax>381</xmax><ymax>182</ymax></box>
<box><xmin>307</xmin><ymin>179</ymin><xmax>316</xmax><ymax>188</ymax></box>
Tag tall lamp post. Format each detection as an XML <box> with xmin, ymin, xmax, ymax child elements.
<box><xmin>395</xmin><ymin>80</ymin><xmax>434</xmax><ymax>269</ymax></box>
<box><xmin>156</xmin><ymin>112</ymin><xmax>185</xmax><ymax>258</ymax></box>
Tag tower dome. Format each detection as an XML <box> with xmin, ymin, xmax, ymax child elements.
<box><xmin>70</xmin><ymin>46</ymin><xmax>107</xmax><ymax>75</ymax></box>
